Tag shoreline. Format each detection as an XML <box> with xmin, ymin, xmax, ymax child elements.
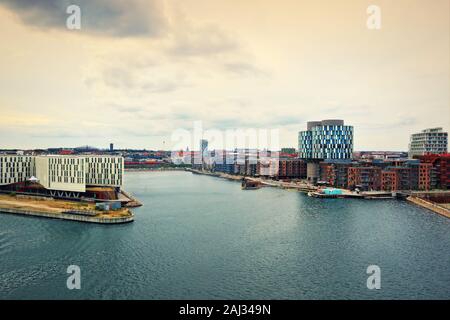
<box><xmin>0</xmin><ymin>207</ymin><xmax>134</xmax><ymax>224</ymax></box>
<box><xmin>125</xmin><ymin>167</ymin><xmax>187</xmax><ymax>172</ymax></box>
<box><xmin>187</xmin><ymin>168</ymin><xmax>318</xmax><ymax>191</ymax></box>
<box><xmin>407</xmin><ymin>196</ymin><xmax>450</xmax><ymax>219</ymax></box>
<box><xmin>186</xmin><ymin>168</ymin><xmax>450</xmax><ymax>219</ymax></box>
<box><xmin>0</xmin><ymin>194</ymin><xmax>135</xmax><ymax>224</ymax></box>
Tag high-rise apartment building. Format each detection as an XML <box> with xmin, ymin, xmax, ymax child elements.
<box><xmin>298</xmin><ymin>119</ymin><xmax>354</xmax><ymax>182</ymax></box>
<box><xmin>409</xmin><ymin>127</ymin><xmax>448</xmax><ymax>158</ymax></box>
<box><xmin>298</xmin><ymin>120</ymin><xmax>354</xmax><ymax>160</ymax></box>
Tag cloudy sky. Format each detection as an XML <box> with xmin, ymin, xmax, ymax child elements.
<box><xmin>0</xmin><ymin>0</ymin><xmax>448</xmax><ymax>151</ymax></box>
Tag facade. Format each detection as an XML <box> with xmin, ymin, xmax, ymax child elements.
<box><xmin>0</xmin><ymin>155</ymin><xmax>34</xmax><ymax>186</ymax></box>
<box><xmin>319</xmin><ymin>160</ymin><xmax>353</xmax><ymax>188</ymax></box>
<box><xmin>277</xmin><ymin>159</ymin><xmax>307</xmax><ymax>179</ymax></box>
<box><xmin>299</xmin><ymin>119</ymin><xmax>353</xmax><ymax>182</ymax></box>
<box><xmin>0</xmin><ymin>155</ymin><xmax>123</xmax><ymax>193</ymax></box>
<box><xmin>35</xmin><ymin>156</ymin><xmax>86</xmax><ymax>192</ymax></box>
<box><xmin>298</xmin><ymin>120</ymin><xmax>354</xmax><ymax>160</ymax></box>
<box><xmin>85</xmin><ymin>156</ymin><xmax>123</xmax><ymax>187</ymax></box>
<box><xmin>418</xmin><ymin>163</ymin><xmax>432</xmax><ymax>191</ymax></box>
<box><xmin>415</xmin><ymin>154</ymin><xmax>450</xmax><ymax>189</ymax></box>
<box><xmin>409</xmin><ymin>128</ymin><xmax>448</xmax><ymax>158</ymax></box>
<box><xmin>381</xmin><ymin>171</ymin><xmax>398</xmax><ymax>191</ymax></box>
<box><xmin>348</xmin><ymin>166</ymin><xmax>382</xmax><ymax>191</ymax></box>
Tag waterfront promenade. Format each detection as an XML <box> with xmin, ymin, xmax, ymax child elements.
<box><xmin>186</xmin><ymin>168</ymin><xmax>450</xmax><ymax>219</ymax></box>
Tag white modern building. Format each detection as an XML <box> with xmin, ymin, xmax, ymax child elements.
<box><xmin>0</xmin><ymin>155</ymin><xmax>34</xmax><ymax>186</ymax></box>
<box><xmin>0</xmin><ymin>155</ymin><xmax>123</xmax><ymax>193</ymax></box>
<box><xmin>409</xmin><ymin>128</ymin><xmax>448</xmax><ymax>158</ymax></box>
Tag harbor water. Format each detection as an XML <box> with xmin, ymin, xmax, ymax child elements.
<box><xmin>0</xmin><ymin>171</ymin><xmax>449</xmax><ymax>299</ymax></box>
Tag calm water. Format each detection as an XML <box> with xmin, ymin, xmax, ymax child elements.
<box><xmin>0</xmin><ymin>171</ymin><xmax>449</xmax><ymax>299</ymax></box>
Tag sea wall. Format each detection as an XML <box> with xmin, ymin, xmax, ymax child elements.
<box><xmin>407</xmin><ymin>196</ymin><xmax>450</xmax><ymax>219</ymax></box>
<box><xmin>0</xmin><ymin>208</ymin><xmax>134</xmax><ymax>224</ymax></box>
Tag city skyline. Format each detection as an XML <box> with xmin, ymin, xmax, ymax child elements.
<box><xmin>0</xmin><ymin>0</ymin><xmax>449</xmax><ymax>150</ymax></box>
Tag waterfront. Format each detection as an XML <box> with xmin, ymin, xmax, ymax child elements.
<box><xmin>1</xmin><ymin>171</ymin><xmax>450</xmax><ymax>299</ymax></box>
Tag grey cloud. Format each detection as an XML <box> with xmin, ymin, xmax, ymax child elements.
<box><xmin>209</xmin><ymin>116</ymin><xmax>303</xmax><ymax>130</ymax></box>
<box><xmin>223</xmin><ymin>62</ymin><xmax>267</xmax><ymax>77</ymax></box>
<box><xmin>141</xmin><ymin>79</ymin><xmax>186</xmax><ymax>93</ymax></box>
<box><xmin>359</xmin><ymin>117</ymin><xmax>419</xmax><ymax>130</ymax></box>
<box><xmin>168</xmin><ymin>24</ymin><xmax>238</xmax><ymax>57</ymax></box>
<box><xmin>100</xmin><ymin>66</ymin><xmax>187</xmax><ymax>93</ymax></box>
<box><xmin>102</xmin><ymin>67</ymin><xmax>135</xmax><ymax>88</ymax></box>
<box><xmin>0</xmin><ymin>0</ymin><xmax>168</xmax><ymax>37</ymax></box>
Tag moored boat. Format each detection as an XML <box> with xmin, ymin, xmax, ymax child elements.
<box><xmin>241</xmin><ymin>178</ymin><xmax>262</xmax><ymax>190</ymax></box>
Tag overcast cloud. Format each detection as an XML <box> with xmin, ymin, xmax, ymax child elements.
<box><xmin>0</xmin><ymin>0</ymin><xmax>448</xmax><ymax>150</ymax></box>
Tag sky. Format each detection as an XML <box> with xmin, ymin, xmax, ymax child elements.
<box><xmin>0</xmin><ymin>0</ymin><xmax>448</xmax><ymax>151</ymax></box>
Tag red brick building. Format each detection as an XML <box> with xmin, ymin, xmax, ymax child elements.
<box><xmin>348</xmin><ymin>166</ymin><xmax>382</xmax><ymax>191</ymax></box>
<box><xmin>277</xmin><ymin>159</ymin><xmax>306</xmax><ymax>179</ymax></box>
<box><xmin>418</xmin><ymin>163</ymin><xmax>432</xmax><ymax>190</ymax></box>
<box><xmin>415</xmin><ymin>154</ymin><xmax>450</xmax><ymax>189</ymax></box>
<box><xmin>381</xmin><ymin>171</ymin><xmax>398</xmax><ymax>191</ymax></box>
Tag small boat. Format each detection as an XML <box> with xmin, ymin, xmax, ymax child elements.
<box><xmin>241</xmin><ymin>178</ymin><xmax>262</xmax><ymax>190</ymax></box>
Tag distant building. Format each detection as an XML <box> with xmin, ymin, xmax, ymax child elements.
<box><xmin>110</xmin><ymin>143</ymin><xmax>114</xmax><ymax>152</ymax></box>
<box><xmin>298</xmin><ymin>119</ymin><xmax>354</xmax><ymax>182</ymax></box>
<box><xmin>354</xmin><ymin>151</ymin><xmax>408</xmax><ymax>161</ymax></box>
<box><xmin>200</xmin><ymin>139</ymin><xmax>208</xmax><ymax>154</ymax></box>
<box><xmin>409</xmin><ymin>128</ymin><xmax>448</xmax><ymax>158</ymax></box>
<box><xmin>200</xmin><ymin>139</ymin><xmax>208</xmax><ymax>169</ymax></box>
<box><xmin>281</xmin><ymin>148</ymin><xmax>296</xmax><ymax>155</ymax></box>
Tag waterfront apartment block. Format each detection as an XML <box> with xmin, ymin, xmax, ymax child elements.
<box><xmin>347</xmin><ymin>166</ymin><xmax>382</xmax><ymax>191</ymax></box>
<box><xmin>0</xmin><ymin>155</ymin><xmax>124</xmax><ymax>194</ymax></box>
<box><xmin>317</xmin><ymin>158</ymin><xmax>442</xmax><ymax>191</ymax></box>
<box><xmin>201</xmin><ymin>148</ymin><xmax>448</xmax><ymax>191</ymax></box>
<box><xmin>409</xmin><ymin>128</ymin><xmax>448</xmax><ymax>158</ymax></box>
<box><xmin>319</xmin><ymin>160</ymin><xmax>354</xmax><ymax>188</ymax></box>
<box><xmin>414</xmin><ymin>153</ymin><xmax>450</xmax><ymax>189</ymax></box>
